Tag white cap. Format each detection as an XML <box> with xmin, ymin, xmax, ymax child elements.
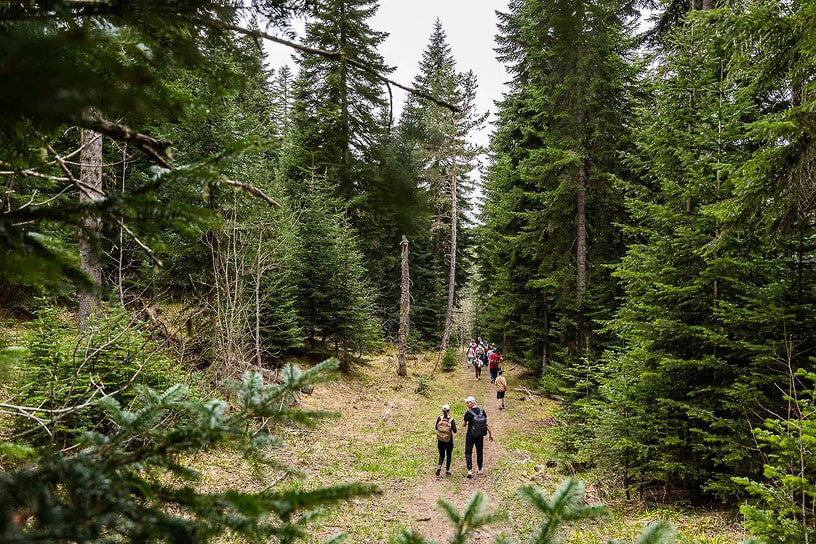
<box><xmin>465</xmin><ymin>396</ymin><xmax>476</xmax><ymax>404</ymax></box>
<box><xmin>442</xmin><ymin>404</ymin><xmax>450</xmax><ymax>411</ymax></box>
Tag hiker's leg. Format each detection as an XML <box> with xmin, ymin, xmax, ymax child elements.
<box><xmin>465</xmin><ymin>436</ymin><xmax>474</xmax><ymax>471</ymax></box>
<box><xmin>475</xmin><ymin>436</ymin><xmax>484</xmax><ymax>470</ymax></box>
<box><xmin>437</xmin><ymin>441</ymin><xmax>445</xmax><ymax>467</ymax></box>
<box><xmin>444</xmin><ymin>442</ymin><xmax>453</xmax><ymax>471</ymax></box>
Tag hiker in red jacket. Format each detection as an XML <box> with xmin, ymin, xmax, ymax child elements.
<box><xmin>488</xmin><ymin>346</ymin><xmax>501</xmax><ymax>383</ymax></box>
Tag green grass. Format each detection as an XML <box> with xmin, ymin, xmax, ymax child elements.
<box><xmin>353</xmin><ymin>443</ymin><xmax>424</xmax><ymax>478</ymax></box>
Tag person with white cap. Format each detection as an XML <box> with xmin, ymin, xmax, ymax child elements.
<box><xmin>462</xmin><ymin>396</ymin><xmax>493</xmax><ymax>478</ymax></box>
<box><xmin>434</xmin><ymin>404</ymin><xmax>458</xmax><ymax>476</ymax></box>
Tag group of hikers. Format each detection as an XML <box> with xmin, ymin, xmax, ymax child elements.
<box><xmin>466</xmin><ymin>337</ymin><xmax>507</xmax><ymax>410</ymax></box>
<box><xmin>432</xmin><ymin>338</ymin><xmax>508</xmax><ymax>479</ymax></box>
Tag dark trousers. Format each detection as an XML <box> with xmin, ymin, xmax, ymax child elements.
<box><xmin>465</xmin><ymin>435</ymin><xmax>484</xmax><ymax>471</ymax></box>
<box><xmin>437</xmin><ymin>440</ymin><xmax>454</xmax><ymax>470</ymax></box>
<box><xmin>489</xmin><ymin>368</ymin><xmax>498</xmax><ymax>382</ymax></box>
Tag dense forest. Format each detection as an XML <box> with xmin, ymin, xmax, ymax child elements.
<box><xmin>0</xmin><ymin>0</ymin><xmax>814</xmax><ymax>542</ymax></box>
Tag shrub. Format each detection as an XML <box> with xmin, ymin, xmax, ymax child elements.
<box><xmin>414</xmin><ymin>374</ymin><xmax>432</xmax><ymax>396</ymax></box>
<box><xmin>441</xmin><ymin>348</ymin><xmax>458</xmax><ymax>372</ymax></box>
<box><xmin>735</xmin><ymin>369</ymin><xmax>816</xmax><ymax>543</ymax></box>
<box><xmin>7</xmin><ymin>305</ymin><xmax>189</xmax><ymax>448</ymax></box>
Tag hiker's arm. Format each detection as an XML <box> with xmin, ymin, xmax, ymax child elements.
<box><xmin>487</xmin><ymin>423</ymin><xmax>494</xmax><ymax>441</ymax></box>
<box><xmin>451</xmin><ymin>420</ymin><xmax>457</xmax><ymax>433</ymax></box>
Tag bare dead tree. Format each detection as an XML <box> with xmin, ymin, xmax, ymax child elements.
<box><xmin>398</xmin><ymin>236</ymin><xmax>410</xmax><ymax>377</ymax></box>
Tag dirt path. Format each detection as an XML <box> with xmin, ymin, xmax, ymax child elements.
<box><xmin>395</xmin><ymin>355</ymin><xmax>529</xmax><ymax>542</ymax></box>
<box><xmin>285</xmin><ymin>349</ymin><xmax>556</xmax><ymax>542</ymax></box>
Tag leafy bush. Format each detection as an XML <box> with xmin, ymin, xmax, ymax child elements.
<box><xmin>441</xmin><ymin>348</ymin><xmax>459</xmax><ymax>372</ymax></box>
<box><xmin>7</xmin><ymin>306</ymin><xmax>189</xmax><ymax>447</ymax></box>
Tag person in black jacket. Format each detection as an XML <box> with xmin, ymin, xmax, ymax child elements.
<box><xmin>435</xmin><ymin>404</ymin><xmax>457</xmax><ymax>476</ymax></box>
<box><xmin>462</xmin><ymin>396</ymin><xmax>494</xmax><ymax>478</ymax></box>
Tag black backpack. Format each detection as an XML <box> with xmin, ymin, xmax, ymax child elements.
<box><xmin>468</xmin><ymin>408</ymin><xmax>487</xmax><ymax>437</ymax></box>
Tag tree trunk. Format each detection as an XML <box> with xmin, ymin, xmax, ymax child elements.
<box><xmin>78</xmin><ymin>128</ymin><xmax>104</xmax><ymax>331</ymax></box>
<box><xmin>338</xmin><ymin>2</ymin><xmax>351</xmax><ymax>198</ymax></box>
<box><xmin>397</xmin><ymin>236</ymin><xmax>410</xmax><ymax>377</ymax></box>
<box><xmin>254</xmin><ymin>225</ymin><xmax>264</xmax><ymax>370</ymax></box>
<box><xmin>576</xmin><ymin>158</ymin><xmax>588</xmax><ymax>349</ymax></box>
<box><xmin>441</xmin><ymin>123</ymin><xmax>458</xmax><ymax>352</ymax></box>
<box><xmin>576</xmin><ymin>161</ymin><xmax>588</xmax><ymax>299</ymax></box>
<box><xmin>542</xmin><ymin>293</ymin><xmax>550</xmax><ymax>376</ymax></box>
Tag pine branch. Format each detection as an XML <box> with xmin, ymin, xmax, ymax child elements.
<box><xmin>197</xmin><ymin>19</ymin><xmax>461</xmax><ymax>113</ymax></box>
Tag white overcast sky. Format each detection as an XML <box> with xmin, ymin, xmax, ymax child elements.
<box><xmin>264</xmin><ymin>1</ymin><xmax>512</xmax><ymax>150</ymax></box>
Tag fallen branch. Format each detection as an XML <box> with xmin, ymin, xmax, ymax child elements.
<box><xmin>513</xmin><ymin>387</ymin><xmax>543</xmax><ymax>403</ymax></box>
<box><xmin>381</xmin><ymin>401</ymin><xmax>394</xmax><ymax>420</ymax></box>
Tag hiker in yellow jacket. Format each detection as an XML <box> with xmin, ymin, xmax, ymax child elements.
<box><xmin>495</xmin><ymin>370</ymin><xmax>507</xmax><ymax>410</ymax></box>
<box><xmin>434</xmin><ymin>404</ymin><xmax>457</xmax><ymax>476</ymax></box>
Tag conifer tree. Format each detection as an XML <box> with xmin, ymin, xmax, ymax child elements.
<box><xmin>292</xmin><ymin>172</ymin><xmax>380</xmax><ymax>367</ymax></box>
<box><xmin>479</xmin><ymin>0</ymin><xmax>635</xmax><ymax>369</ymax></box>
<box><xmin>291</xmin><ymin>0</ymin><xmax>393</xmax><ymax>200</ymax></box>
<box><xmin>590</xmin><ymin>0</ymin><xmax>816</xmax><ymax>497</ymax></box>
<box><xmin>400</xmin><ymin>20</ymin><xmax>486</xmax><ymax>346</ymax></box>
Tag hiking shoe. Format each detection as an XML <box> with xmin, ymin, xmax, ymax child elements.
<box><xmin>435</xmin><ymin>467</ymin><xmax>441</xmax><ymax>476</ymax></box>
<box><xmin>445</xmin><ymin>470</ymin><xmax>452</xmax><ymax>476</ymax></box>
<box><xmin>478</xmin><ymin>469</ymin><xmax>484</xmax><ymax>475</ymax></box>
<box><xmin>466</xmin><ymin>471</ymin><xmax>473</xmax><ymax>479</ymax></box>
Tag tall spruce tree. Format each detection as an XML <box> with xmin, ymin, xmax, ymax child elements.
<box><xmin>588</xmin><ymin>0</ymin><xmax>816</xmax><ymax>499</ymax></box>
<box><xmin>400</xmin><ymin>20</ymin><xmax>486</xmax><ymax>346</ymax></box>
<box><xmin>292</xmin><ymin>172</ymin><xmax>380</xmax><ymax>367</ymax></box>
<box><xmin>479</xmin><ymin>0</ymin><xmax>635</xmax><ymax>370</ymax></box>
<box><xmin>290</xmin><ymin>0</ymin><xmax>393</xmax><ymax>200</ymax></box>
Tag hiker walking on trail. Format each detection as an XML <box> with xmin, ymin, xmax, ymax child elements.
<box><xmin>495</xmin><ymin>369</ymin><xmax>507</xmax><ymax>410</ymax></box>
<box><xmin>463</xmin><ymin>396</ymin><xmax>493</xmax><ymax>478</ymax></box>
<box><xmin>488</xmin><ymin>346</ymin><xmax>502</xmax><ymax>383</ymax></box>
<box><xmin>466</xmin><ymin>342</ymin><xmax>477</xmax><ymax>368</ymax></box>
<box><xmin>435</xmin><ymin>404</ymin><xmax>457</xmax><ymax>476</ymax></box>
<box><xmin>474</xmin><ymin>344</ymin><xmax>484</xmax><ymax>380</ymax></box>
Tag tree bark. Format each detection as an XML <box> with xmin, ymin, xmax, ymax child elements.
<box><xmin>441</xmin><ymin>120</ymin><xmax>458</xmax><ymax>352</ymax></box>
<box><xmin>397</xmin><ymin>236</ymin><xmax>410</xmax><ymax>377</ymax></box>
<box><xmin>576</xmin><ymin>161</ymin><xmax>588</xmax><ymax>299</ymax></box>
<box><xmin>542</xmin><ymin>293</ymin><xmax>550</xmax><ymax>376</ymax></box>
<box><xmin>78</xmin><ymin>128</ymin><xmax>104</xmax><ymax>330</ymax></box>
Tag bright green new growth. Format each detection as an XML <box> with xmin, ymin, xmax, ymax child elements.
<box><xmin>519</xmin><ymin>478</ymin><xmax>609</xmax><ymax>543</ymax></box>
<box><xmin>438</xmin><ymin>492</ymin><xmax>507</xmax><ymax>544</ymax></box>
<box><xmin>396</xmin><ymin>478</ymin><xmax>680</xmax><ymax>544</ymax></box>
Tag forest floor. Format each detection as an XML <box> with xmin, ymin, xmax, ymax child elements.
<box><xmin>192</xmin><ymin>349</ymin><xmax>750</xmax><ymax>543</ymax></box>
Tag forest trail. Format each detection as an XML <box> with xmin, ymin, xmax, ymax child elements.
<box><xmin>194</xmin><ymin>350</ymin><xmax>746</xmax><ymax>542</ymax></box>
<box><xmin>397</xmin><ymin>355</ymin><xmax>531</xmax><ymax>541</ymax></box>
<box><xmin>283</xmin><ymin>350</ymin><xmax>564</xmax><ymax>542</ymax></box>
